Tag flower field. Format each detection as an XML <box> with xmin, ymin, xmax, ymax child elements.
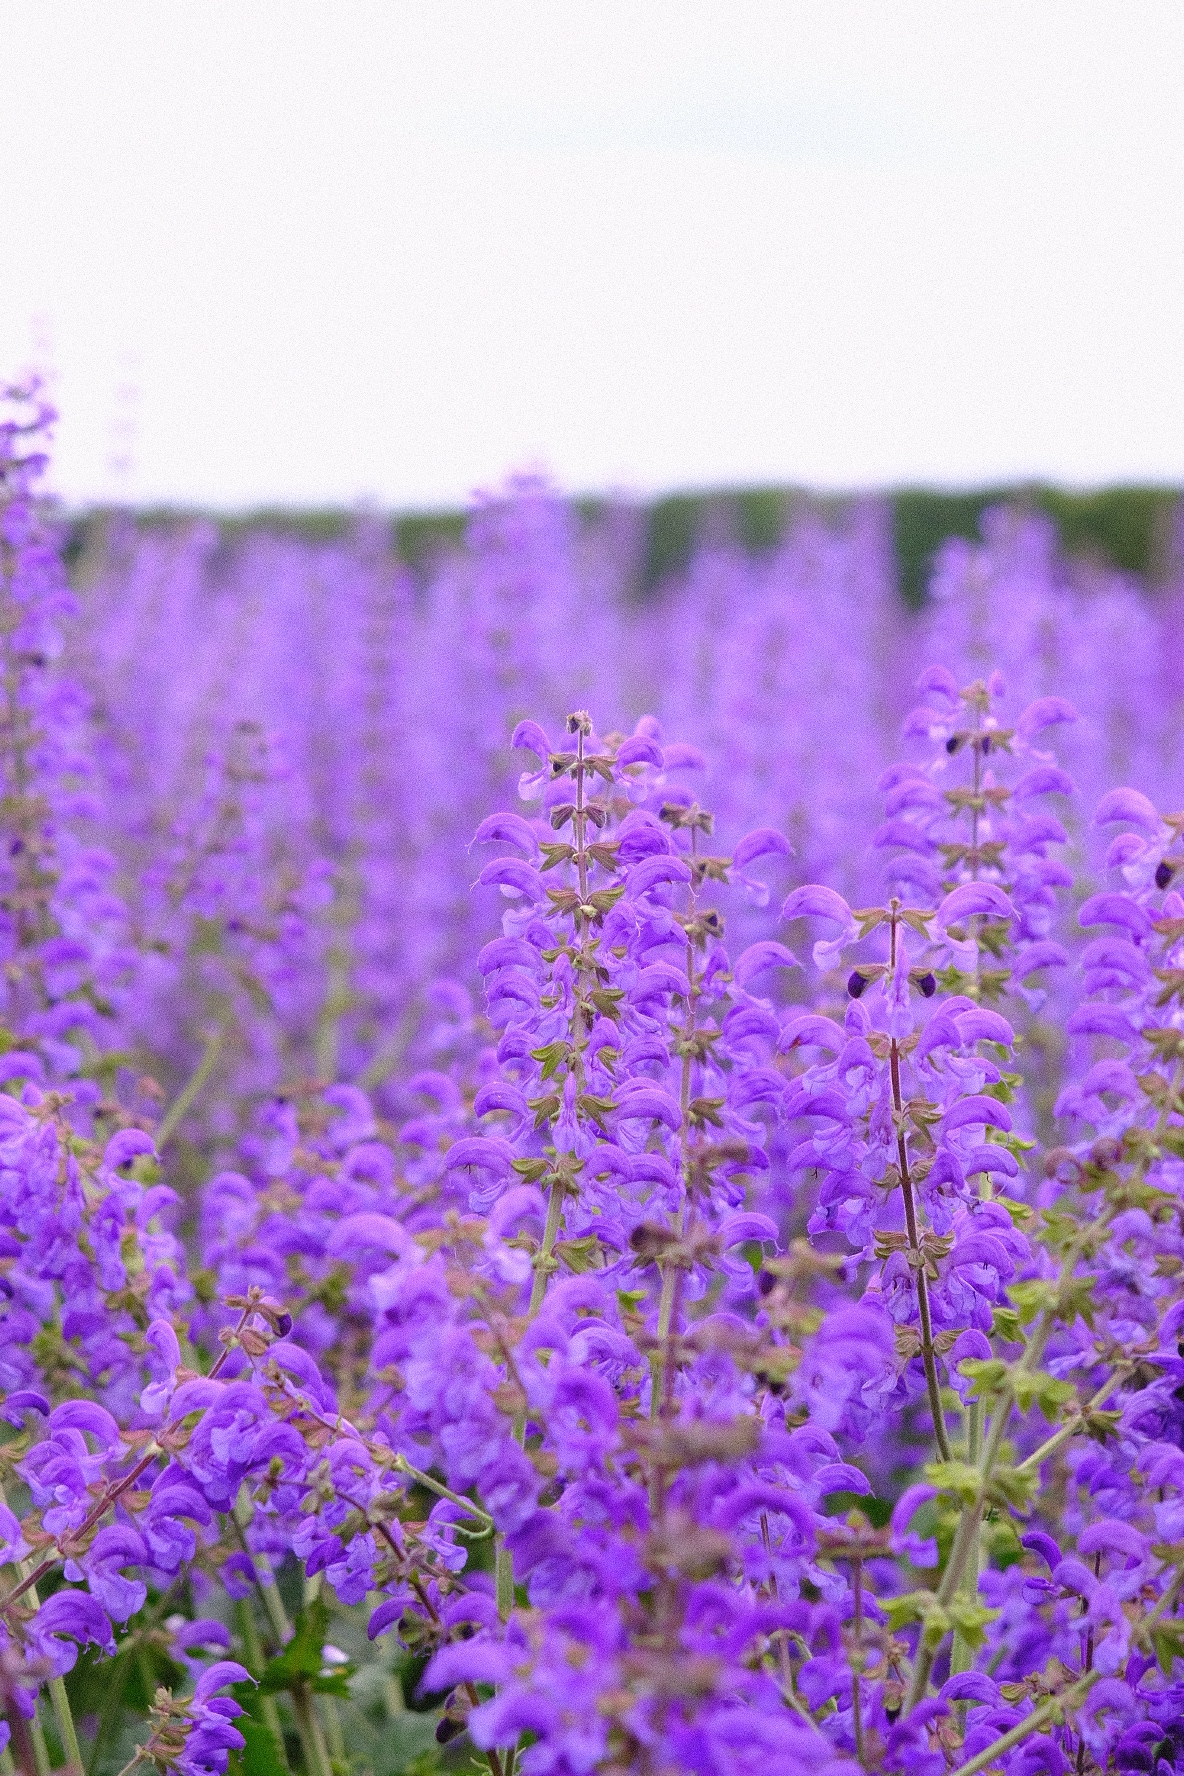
<box><xmin>3</xmin><ymin>377</ymin><xmax>1184</xmax><ymax>1774</ymax></box>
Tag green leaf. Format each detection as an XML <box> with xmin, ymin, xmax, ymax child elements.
<box><xmin>946</xmin><ymin>1597</ymin><xmax>1001</xmax><ymax>1650</ymax></box>
<box><xmin>1007</xmin><ymin>1280</ymin><xmax>1055</xmax><ymax>1325</ymax></box>
<box><xmin>530</xmin><ymin>1041</ymin><xmax>571</xmax><ymax>1080</ymax></box>
<box><xmin>227</xmin><ymin>1714</ymin><xmax>291</xmax><ymax>1776</ymax></box>
<box><xmin>1011</xmin><ymin>1369</ymin><xmax>1075</xmax><ymax>1421</ymax></box>
<box><xmin>991</xmin><ymin>1307</ymin><xmax>1024</xmax><ymax>1343</ymax></box>
<box><xmin>554</xmin><ymin>1235</ymin><xmax>605</xmax><ymax>1274</ymax></box>
<box><xmin>256</xmin><ymin>1598</ymin><xmax>348</xmax><ymax>1698</ymax></box>
<box><xmin>1151</xmin><ymin>1618</ymin><xmax>1184</xmax><ymax>1675</ymax></box>
<box><xmin>987</xmin><ymin>1464</ymin><xmax>1039</xmax><ymax>1511</ymax></box>
<box><xmin>881</xmin><ymin>1590</ymin><xmax>932</xmax><ymax>1631</ymax></box>
<box><xmin>957</xmin><ymin>1356</ymin><xmax>1008</xmax><ymax>1400</ymax></box>
<box><xmin>924</xmin><ymin>1459</ymin><xmax>981</xmax><ymax>1505</ymax></box>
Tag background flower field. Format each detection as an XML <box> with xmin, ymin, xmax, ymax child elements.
<box><xmin>5</xmin><ymin>380</ymin><xmax>1184</xmax><ymax>1774</ymax></box>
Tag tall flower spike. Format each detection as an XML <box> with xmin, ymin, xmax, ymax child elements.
<box><xmin>881</xmin><ymin>668</ymin><xmax>1075</xmax><ymax>1005</ymax></box>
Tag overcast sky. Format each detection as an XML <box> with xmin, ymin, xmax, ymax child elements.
<box><xmin>3</xmin><ymin>2</ymin><xmax>1183</xmax><ymax>509</ymax></box>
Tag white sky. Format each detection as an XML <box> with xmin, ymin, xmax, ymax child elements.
<box><xmin>3</xmin><ymin>1</ymin><xmax>1183</xmax><ymax>510</ymax></box>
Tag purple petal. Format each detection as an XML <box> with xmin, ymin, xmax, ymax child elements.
<box><xmin>1077</xmin><ymin>892</ymin><xmax>1152</xmax><ymax>937</ymax></box>
<box><xmin>734</xmin><ymin>828</ymin><xmax>791</xmax><ymax>869</ymax></box>
<box><xmin>616</xmin><ymin>735</ymin><xmax>663</xmax><ymax>768</ymax></box>
<box><xmin>936</xmin><ymin>882</ymin><xmax>1015</xmax><ymax>926</ymax></box>
<box><xmin>734</xmin><ymin>940</ymin><xmax>798</xmax><ymax>986</ymax></box>
<box><xmin>781</xmin><ymin>884</ymin><xmax>855</xmax><ymax>928</ymax></box>
<box><xmin>104</xmin><ymin>1129</ymin><xmax>157</xmax><ymax>1170</ymax></box>
<box><xmin>942</xmin><ymin>1096</ymin><xmax>1012</xmax><ymax>1133</ymax></box>
<box><xmin>194</xmin><ymin>1662</ymin><xmax>254</xmax><ymax>1702</ymax></box>
<box><xmin>476</xmin><ymin>858</ymin><xmax>546</xmax><ymax>902</ymax></box>
<box><xmin>472</xmin><ymin>813</ymin><xmax>541</xmax><ymax>859</ymax></box>
<box><xmin>1017</xmin><ymin>695</ymin><xmax>1077</xmax><ymax>736</ymax></box>
<box><xmin>1012</xmin><ymin>765</ymin><xmax>1074</xmax><ymax>800</ymax></box>
<box><xmin>510</xmin><ymin>719</ymin><xmax>551</xmax><ymax>760</ymax></box>
<box><xmin>48</xmin><ymin>1401</ymin><xmax>122</xmax><ymax>1447</ymax></box>
<box><xmin>716</xmin><ymin>1212</ymin><xmax>778</xmax><ymax>1248</ymax></box>
<box><xmin>1093</xmin><ymin>787</ymin><xmax>1162</xmax><ymax>832</ymax></box>
<box><xmin>327</xmin><ymin>1213</ymin><xmax>417</xmax><ymax>1260</ymax></box>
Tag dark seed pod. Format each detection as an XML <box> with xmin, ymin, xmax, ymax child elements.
<box><xmin>757</xmin><ymin>1269</ymin><xmax>776</xmax><ymax>1297</ymax></box>
<box><xmin>1157</xmin><ymin>860</ymin><xmax>1174</xmax><ymax>890</ymax></box>
<box><xmin>980</xmin><ymin>735</ymin><xmax>991</xmax><ymax>755</ymax></box>
<box><xmin>946</xmin><ymin>735</ymin><xmax>962</xmax><ymax>754</ymax></box>
<box><xmin>917</xmin><ymin>972</ymin><xmax>937</xmax><ymax>998</ymax></box>
<box><xmin>847</xmin><ymin>971</ymin><xmax>867</xmax><ymax>999</ymax></box>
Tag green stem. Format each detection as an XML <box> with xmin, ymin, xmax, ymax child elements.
<box><xmin>888</xmin><ymin>1001</ymin><xmax>953</xmax><ymax>1459</ymax></box>
<box><xmin>48</xmin><ymin>1678</ymin><xmax>82</xmax><ymax>1773</ymax></box>
<box><xmin>313</xmin><ymin>863</ymin><xmax>358</xmax><ymax>1082</ymax></box>
<box><xmin>913</xmin><ymin>1104</ymin><xmax>1180</xmax><ymax>1713</ymax></box>
<box><xmin>156</xmin><ymin>1029</ymin><xmax>224</xmax><ymax>1147</ymax></box>
<box><xmin>289</xmin><ymin>1684</ymin><xmax>334</xmax><ymax>1776</ymax></box>
<box><xmin>950</xmin><ymin>1399</ymin><xmax>983</xmax><ymax>1678</ymax></box>
<box><xmin>908</xmin><ymin>1221</ymin><xmax>1122</xmax><ymax>1708</ymax></box>
<box><xmin>498</xmin><ymin>722</ymin><xmax>597</xmax><ymax>1620</ymax></box>
<box><xmin>946</xmin><ymin>1678</ymin><xmax>1096</xmax><ymax>1776</ymax></box>
<box><xmin>85</xmin><ymin>1641</ymin><xmax>133</xmax><ymax>1774</ymax></box>
<box><xmin>235</xmin><ymin>1599</ymin><xmax>293</xmax><ymax>1773</ymax></box>
<box><xmin>528</xmin><ymin>1181</ymin><xmax>565</xmax><ymax>1318</ymax></box>
<box><xmin>233</xmin><ymin>1490</ymin><xmax>338</xmax><ymax>1776</ymax></box>
<box><xmin>356</xmin><ymin>1003</ymin><xmax>418</xmax><ymax>1091</ymax></box>
<box><xmin>495</xmin><ymin>1542</ymin><xmax>515</xmax><ymax>1622</ymax></box>
<box><xmin>391</xmin><ymin>1457</ymin><xmax>492</xmax><ymax>1528</ymax></box>
<box><xmin>27</xmin><ymin>1715</ymin><xmax>48</xmax><ymax>1776</ymax></box>
<box><xmin>649</xmin><ymin>1263</ymin><xmax>680</xmax><ymax>1423</ymax></box>
<box><xmin>302</xmin><ymin>1573</ymin><xmax>346</xmax><ymax>1770</ymax></box>
<box><xmin>107</xmin><ymin>1749</ymin><xmax>146</xmax><ymax>1776</ymax></box>
<box><xmin>1015</xmin><ymin>1367</ymin><xmax>1131</xmax><ymax>1477</ymax></box>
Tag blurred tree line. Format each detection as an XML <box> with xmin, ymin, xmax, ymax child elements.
<box><xmin>63</xmin><ymin>483</ymin><xmax>1181</xmax><ymax>610</ymax></box>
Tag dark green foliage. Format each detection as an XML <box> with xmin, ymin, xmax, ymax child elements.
<box><xmin>892</xmin><ymin>484</ymin><xmax>1181</xmax><ymax>608</ymax></box>
<box><xmin>640</xmin><ymin>492</ymin><xmax>703</xmax><ymax>591</ymax></box>
<box><xmin>892</xmin><ymin>489</ymin><xmax>1013</xmax><ymax>610</ymax></box>
<box><xmin>734</xmin><ymin>487</ymin><xmax>789</xmax><ymax>554</ymax></box>
<box><xmin>1034</xmin><ymin>484</ymin><xmax>1178</xmax><ymax>581</ymax></box>
<box><xmin>250</xmin><ymin>1599</ymin><xmax>350</xmax><ymax>1699</ymax></box>
<box><xmin>394</xmin><ymin>510</ymin><xmax>468</xmax><ymax>572</ymax></box>
<box><xmin>821</xmin><ymin>1490</ymin><xmax>894</xmax><ymax>1528</ymax></box>
<box><xmin>227</xmin><ymin>1714</ymin><xmax>291</xmax><ymax>1776</ymax></box>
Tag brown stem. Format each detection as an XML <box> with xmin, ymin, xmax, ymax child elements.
<box><xmin>889</xmin><ymin>1033</ymin><xmax>953</xmax><ymax>1462</ymax></box>
<box><xmin>6</xmin><ymin>1708</ymin><xmax>38</xmax><ymax>1776</ymax></box>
